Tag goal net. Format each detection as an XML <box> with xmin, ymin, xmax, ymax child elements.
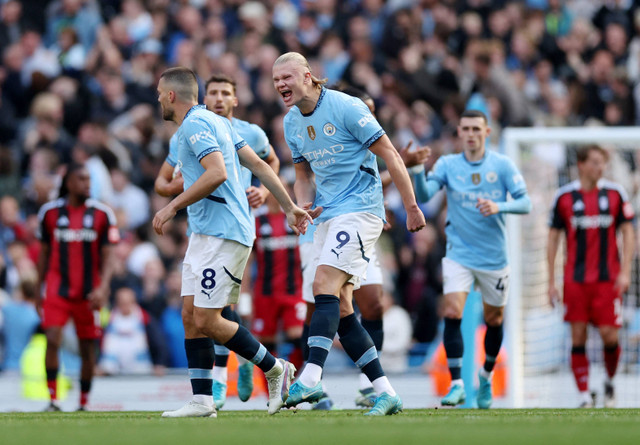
<box><xmin>503</xmin><ymin>127</ymin><xmax>640</xmax><ymax>408</ymax></box>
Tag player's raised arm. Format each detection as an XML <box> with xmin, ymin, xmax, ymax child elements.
<box><xmin>368</xmin><ymin>134</ymin><xmax>425</xmax><ymax>232</ymax></box>
<box><xmin>237</xmin><ymin>144</ymin><xmax>312</xmax><ymax>234</ymax></box>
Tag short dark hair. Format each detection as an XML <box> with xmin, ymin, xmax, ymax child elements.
<box><xmin>205</xmin><ymin>73</ymin><xmax>236</xmax><ymax>94</ymax></box>
<box><xmin>58</xmin><ymin>162</ymin><xmax>87</xmax><ymax>198</ymax></box>
<box><xmin>577</xmin><ymin>145</ymin><xmax>608</xmax><ymax>163</ymax></box>
<box><xmin>460</xmin><ymin>109</ymin><xmax>488</xmax><ymax>124</ymax></box>
<box><xmin>160</xmin><ymin>67</ymin><xmax>198</xmax><ymax>101</ymax></box>
<box><xmin>338</xmin><ymin>85</ymin><xmax>372</xmax><ymax>103</ymax></box>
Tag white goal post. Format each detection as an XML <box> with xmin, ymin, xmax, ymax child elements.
<box><xmin>503</xmin><ymin>126</ymin><xmax>640</xmax><ymax>408</ymax></box>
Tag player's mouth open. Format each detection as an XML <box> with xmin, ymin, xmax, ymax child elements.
<box><xmin>281</xmin><ymin>90</ymin><xmax>292</xmax><ymax>101</ymax></box>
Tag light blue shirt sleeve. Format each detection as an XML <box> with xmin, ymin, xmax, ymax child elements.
<box><xmin>342</xmin><ymin>97</ymin><xmax>385</xmax><ymax>148</ymax></box>
<box><xmin>250</xmin><ymin>124</ymin><xmax>270</xmax><ymax>159</ymax></box>
<box><xmin>413</xmin><ymin>157</ymin><xmax>446</xmax><ymax>203</ymax></box>
<box><xmin>166</xmin><ymin>133</ymin><xmax>178</xmax><ymax>167</ymax></box>
<box><xmin>284</xmin><ymin>117</ymin><xmax>303</xmax><ymax>163</ymax></box>
<box><xmin>183</xmin><ymin>117</ymin><xmax>221</xmax><ymax>161</ymax></box>
<box><xmin>496</xmin><ymin>157</ymin><xmax>531</xmax><ymax>214</ymax></box>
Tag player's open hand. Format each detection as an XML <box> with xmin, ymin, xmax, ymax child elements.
<box><xmin>286</xmin><ymin>205</ymin><xmax>313</xmax><ymax>235</ymax></box>
<box><xmin>476</xmin><ymin>198</ymin><xmax>499</xmax><ymax>216</ymax></box>
<box><xmin>399</xmin><ymin>141</ymin><xmax>431</xmax><ymax>168</ymax></box>
<box><xmin>246</xmin><ymin>185</ymin><xmax>267</xmax><ymax>209</ymax></box>
<box><xmin>301</xmin><ymin>202</ymin><xmax>323</xmax><ymax>219</ymax></box>
<box><xmin>153</xmin><ymin>204</ymin><xmax>177</xmax><ymax>235</ymax></box>
<box><xmin>548</xmin><ymin>285</ymin><xmax>560</xmax><ymax>308</ymax></box>
<box><xmin>88</xmin><ymin>285</ymin><xmax>108</xmax><ymax>310</ymax></box>
<box><xmin>406</xmin><ymin>205</ymin><xmax>426</xmax><ymax>232</ymax></box>
<box><xmin>615</xmin><ymin>271</ymin><xmax>631</xmax><ymax>296</ymax></box>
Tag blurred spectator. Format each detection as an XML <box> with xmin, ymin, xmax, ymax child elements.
<box><xmin>109</xmin><ymin>167</ymin><xmax>149</xmax><ymax>230</ymax></box>
<box><xmin>45</xmin><ymin>0</ymin><xmax>103</xmax><ymax>52</ymax></box>
<box><xmin>1</xmin><ymin>278</ymin><xmax>40</xmax><ymax>371</ymax></box>
<box><xmin>98</xmin><ymin>286</ymin><xmax>166</xmax><ymax>375</ymax></box>
<box><xmin>160</xmin><ymin>268</ymin><xmax>186</xmax><ymax>368</ymax></box>
<box><xmin>379</xmin><ymin>291</ymin><xmax>412</xmax><ymax>374</ymax></box>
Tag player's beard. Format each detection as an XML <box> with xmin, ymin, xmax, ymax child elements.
<box><xmin>162</xmin><ymin>106</ymin><xmax>175</xmax><ymax>121</ymax></box>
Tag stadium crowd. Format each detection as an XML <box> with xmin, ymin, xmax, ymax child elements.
<box><xmin>1</xmin><ymin>0</ymin><xmax>640</xmax><ymax>375</ymax></box>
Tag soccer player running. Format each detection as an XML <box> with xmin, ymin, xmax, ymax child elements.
<box><xmin>273</xmin><ymin>52</ymin><xmax>426</xmax><ymax>416</ymax></box>
<box><xmin>154</xmin><ymin>73</ymin><xmax>282</xmax><ymax>409</ymax></box>
<box><xmin>408</xmin><ymin>110</ymin><xmax>531</xmax><ymax>409</ymax></box>
<box><xmin>153</xmin><ymin>67</ymin><xmax>311</xmax><ymax>418</ymax></box>
<box><xmin>547</xmin><ymin>145</ymin><xmax>635</xmax><ymax>408</ymax></box>
<box><xmin>37</xmin><ymin>163</ymin><xmax>119</xmax><ymax>411</ymax></box>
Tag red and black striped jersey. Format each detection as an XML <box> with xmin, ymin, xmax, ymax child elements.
<box><xmin>253</xmin><ymin>211</ymin><xmax>302</xmax><ymax>299</ymax></box>
<box><xmin>38</xmin><ymin>198</ymin><xmax>119</xmax><ymax>300</ymax></box>
<box><xmin>549</xmin><ymin>179</ymin><xmax>635</xmax><ymax>283</ymax></box>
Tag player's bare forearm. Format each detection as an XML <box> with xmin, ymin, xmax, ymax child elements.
<box><xmin>620</xmin><ymin>222</ymin><xmax>635</xmax><ymax>275</ymax></box>
<box><xmin>171</xmin><ymin>153</ymin><xmax>227</xmax><ymax>212</ymax></box>
<box><xmin>266</xmin><ymin>146</ymin><xmax>280</xmax><ymax>174</ymax></box>
<box><xmin>293</xmin><ymin>161</ymin><xmax>316</xmax><ymax>207</ymax></box>
<box><xmin>37</xmin><ymin>243</ymin><xmax>50</xmax><ymax>295</ymax></box>
<box><xmin>547</xmin><ymin>229</ymin><xmax>561</xmax><ymax>287</ymax></box>
<box><xmin>155</xmin><ymin>162</ymin><xmax>180</xmax><ymax>197</ymax></box>
<box><xmin>369</xmin><ymin>136</ymin><xmax>420</xmax><ymax>211</ymax></box>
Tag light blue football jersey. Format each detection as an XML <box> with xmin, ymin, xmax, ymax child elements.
<box><xmin>284</xmin><ymin>88</ymin><xmax>385</xmax><ymax>223</ymax></box>
<box><xmin>427</xmin><ymin>150</ymin><xmax>528</xmax><ymax>270</ymax></box>
<box><xmin>166</xmin><ymin>133</ymin><xmax>178</xmax><ymax>168</ymax></box>
<box><xmin>298</xmin><ymin>221</ymin><xmax>316</xmax><ymax>245</ymax></box>
<box><xmin>232</xmin><ymin>117</ymin><xmax>271</xmax><ymax>190</ymax></box>
<box><xmin>177</xmin><ymin>105</ymin><xmax>255</xmax><ymax>247</ymax></box>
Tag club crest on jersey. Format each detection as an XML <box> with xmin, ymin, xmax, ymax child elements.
<box><xmin>83</xmin><ymin>214</ymin><xmax>93</xmax><ymax>228</ymax></box>
<box><xmin>486</xmin><ymin>172</ymin><xmax>498</xmax><ymax>183</ymax></box>
<box><xmin>599</xmin><ymin>196</ymin><xmax>609</xmax><ymax>211</ymax></box>
<box><xmin>471</xmin><ymin>173</ymin><xmax>481</xmax><ymax>185</ymax></box>
<box><xmin>623</xmin><ymin>202</ymin><xmax>635</xmax><ymax>219</ymax></box>
<box><xmin>323</xmin><ymin>123</ymin><xmax>336</xmax><ymax>136</ymax></box>
<box><xmin>259</xmin><ymin>222</ymin><xmax>272</xmax><ymax>236</ymax></box>
<box><xmin>307</xmin><ymin>126</ymin><xmax>316</xmax><ymax>140</ymax></box>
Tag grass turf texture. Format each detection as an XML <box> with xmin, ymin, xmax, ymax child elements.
<box><xmin>2</xmin><ymin>409</ymin><xmax>639</xmax><ymax>445</ymax></box>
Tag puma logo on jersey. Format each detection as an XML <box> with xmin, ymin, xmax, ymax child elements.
<box><xmin>331</xmin><ymin>249</ymin><xmax>341</xmax><ymax>259</ymax></box>
<box><xmin>201</xmin><ymin>289</ymin><xmax>212</xmax><ymax>299</ymax></box>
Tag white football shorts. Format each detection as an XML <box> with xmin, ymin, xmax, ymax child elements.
<box><xmin>181</xmin><ymin>233</ymin><xmax>251</xmax><ymax>309</ymax></box>
<box><xmin>299</xmin><ymin>240</ymin><xmax>317</xmax><ymax>304</ymax></box>
<box><xmin>315</xmin><ymin>212</ymin><xmax>383</xmax><ymax>291</ymax></box>
<box><xmin>360</xmin><ymin>246</ymin><xmax>383</xmax><ymax>287</ymax></box>
<box><xmin>442</xmin><ymin>257</ymin><xmax>510</xmax><ymax>307</ymax></box>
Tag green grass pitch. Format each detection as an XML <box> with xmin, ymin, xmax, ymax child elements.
<box><xmin>2</xmin><ymin>409</ymin><xmax>639</xmax><ymax>445</ymax></box>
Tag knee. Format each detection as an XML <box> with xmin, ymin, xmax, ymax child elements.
<box><xmin>443</xmin><ymin>303</ymin><xmax>463</xmax><ymax>320</ymax></box>
<box><xmin>357</xmin><ymin>293</ymin><xmax>383</xmax><ymax>320</ymax></box>
<box><xmin>484</xmin><ymin>313</ymin><xmax>504</xmax><ymax>327</ymax></box>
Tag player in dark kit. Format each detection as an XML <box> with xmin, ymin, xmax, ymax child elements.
<box><xmin>37</xmin><ymin>163</ymin><xmax>118</xmax><ymax>411</ymax></box>
<box><xmin>251</xmin><ymin>191</ymin><xmax>305</xmax><ymax>371</ymax></box>
<box><xmin>548</xmin><ymin>145</ymin><xmax>635</xmax><ymax>408</ymax></box>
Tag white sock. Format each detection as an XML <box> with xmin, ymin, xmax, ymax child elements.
<box><xmin>359</xmin><ymin>373</ymin><xmax>373</xmax><ymax>390</ymax></box>
<box><xmin>451</xmin><ymin>379</ymin><xmax>464</xmax><ymax>388</ymax></box>
<box><xmin>193</xmin><ymin>394</ymin><xmax>214</xmax><ymax>407</ymax></box>
<box><xmin>479</xmin><ymin>368</ymin><xmax>493</xmax><ymax>381</ymax></box>
<box><xmin>212</xmin><ymin>366</ymin><xmax>228</xmax><ymax>384</ymax></box>
<box><xmin>371</xmin><ymin>376</ymin><xmax>396</xmax><ymax>397</ymax></box>
<box><xmin>265</xmin><ymin>360</ymin><xmax>283</xmax><ymax>377</ymax></box>
<box><xmin>299</xmin><ymin>363</ymin><xmax>323</xmax><ymax>387</ymax></box>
